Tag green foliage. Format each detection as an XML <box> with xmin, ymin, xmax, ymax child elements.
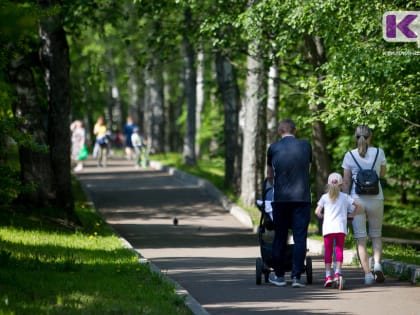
<box><xmin>384</xmin><ymin>208</ymin><xmax>420</xmax><ymax>230</ymax></box>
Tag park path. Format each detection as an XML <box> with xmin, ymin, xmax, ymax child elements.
<box><xmin>76</xmin><ymin>157</ymin><xmax>420</xmax><ymax>315</ymax></box>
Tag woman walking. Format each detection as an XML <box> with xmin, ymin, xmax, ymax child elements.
<box><xmin>342</xmin><ymin>125</ymin><xmax>387</xmax><ymax>285</ymax></box>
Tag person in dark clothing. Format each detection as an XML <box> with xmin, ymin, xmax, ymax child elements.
<box><xmin>124</xmin><ymin>116</ymin><xmax>136</xmax><ymax>160</ymax></box>
<box><xmin>266</xmin><ymin>118</ymin><xmax>312</xmax><ymax>288</ymax></box>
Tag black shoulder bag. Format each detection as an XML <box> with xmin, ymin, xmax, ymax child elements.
<box><xmin>349</xmin><ymin>148</ymin><xmax>380</xmax><ymax>195</ymax></box>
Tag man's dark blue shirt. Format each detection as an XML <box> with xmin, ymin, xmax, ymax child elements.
<box><xmin>267</xmin><ymin>136</ymin><xmax>312</xmax><ymax>203</ymax></box>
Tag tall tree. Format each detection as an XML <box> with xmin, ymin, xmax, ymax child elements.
<box><xmin>9</xmin><ymin>54</ymin><xmax>55</xmax><ymax>208</ymax></box>
<box><xmin>38</xmin><ymin>2</ymin><xmax>74</xmax><ymax>217</ymax></box>
<box><xmin>195</xmin><ymin>46</ymin><xmax>205</xmax><ymax>158</ymax></box>
<box><xmin>304</xmin><ymin>35</ymin><xmax>330</xmax><ymax>200</ymax></box>
<box><xmin>266</xmin><ymin>52</ymin><xmax>280</xmax><ymax>145</ymax></box>
<box><xmin>182</xmin><ymin>6</ymin><xmax>197</xmax><ymax>166</ymax></box>
<box><xmin>215</xmin><ymin>52</ymin><xmax>241</xmax><ymax>190</ymax></box>
<box><xmin>240</xmin><ymin>48</ymin><xmax>265</xmax><ymax>206</ymax></box>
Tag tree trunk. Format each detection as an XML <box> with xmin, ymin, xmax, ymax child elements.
<box><xmin>267</xmin><ymin>57</ymin><xmax>280</xmax><ymax>145</ymax></box>
<box><xmin>144</xmin><ymin>58</ymin><xmax>165</xmax><ymax>153</ymax></box>
<box><xmin>195</xmin><ymin>47</ymin><xmax>205</xmax><ymax>158</ymax></box>
<box><xmin>215</xmin><ymin>51</ymin><xmax>241</xmax><ymax>190</ymax></box>
<box><xmin>39</xmin><ymin>13</ymin><xmax>75</xmax><ymax>218</ymax></box>
<box><xmin>9</xmin><ymin>55</ymin><xmax>56</xmax><ymax>208</ymax></box>
<box><xmin>105</xmin><ymin>51</ymin><xmax>123</xmax><ymax>132</ymax></box>
<box><xmin>240</xmin><ymin>51</ymin><xmax>265</xmax><ymax>206</ymax></box>
<box><xmin>182</xmin><ymin>7</ymin><xmax>196</xmax><ymax>166</ymax></box>
<box><xmin>305</xmin><ymin>35</ymin><xmax>330</xmax><ymax>234</ymax></box>
<box><xmin>126</xmin><ymin>49</ymin><xmax>141</xmax><ymax>126</ymax></box>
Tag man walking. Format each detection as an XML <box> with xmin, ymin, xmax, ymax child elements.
<box><xmin>266</xmin><ymin>118</ymin><xmax>312</xmax><ymax>288</ymax></box>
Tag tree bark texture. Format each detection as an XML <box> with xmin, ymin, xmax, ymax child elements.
<box><xmin>39</xmin><ymin>14</ymin><xmax>75</xmax><ymax>216</ymax></box>
<box><xmin>195</xmin><ymin>48</ymin><xmax>205</xmax><ymax>158</ymax></box>
<box><xmin>182</xmin><ymin>7</ymin><xmax>196</xmax><ymax>166</ymax></box>
<box><xmin>304</xmin><ymin>35</ymin><xmax>331</xmax><ymax>200</ymax></box>
<box><xmin>267</xmin><ymin>58</ymin><xmax>280</xmax><ymax>145</ymax></box>
<box><xmin>215</xmin><ymin>52</ymin><xmax>241</xmax><ymax>190</ymax></box>
<box><xmin>8</xmin><ymin>55</ymin><xmax>56</xmax><ymax>208</ymax></box>
<box><xmin>240</xmin><ymin>52</ymin><xmax>265</xmax><ymax>206</ymax></box>
<box><xmin>105</xmin><ymin>50</ymin><xmax>123</xmax><ymax>131</ymax></box>
<box><xmin>165</xmin><ymin>66</ymin><xmax>185</xmax><ymax>152</ymax></box>
<box><xmin>144</xmin><ymin>58</ymin><xmax>165</xmax><ymax>153</ymax></box>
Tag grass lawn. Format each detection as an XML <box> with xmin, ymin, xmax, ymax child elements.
<box><xmin>0</xmin><ymin>179</ymin><xmax>192</xmax><ymax>315</ymax></box>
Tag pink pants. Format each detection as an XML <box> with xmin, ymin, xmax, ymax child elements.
<box><xmin>323</xmin><ymin>233</ymin><xmax>345</xmax><ymax>264</ymax></box>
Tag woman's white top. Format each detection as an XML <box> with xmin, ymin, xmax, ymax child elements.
<box><xmin>318</xmin><ymin>192</ymin><xmax>355</xmax><ymax>236</ymax></box>
<box><xmin>342</xmin><ymin>147</ymin><xmax>386</xmax><ymax>200</ymax></box>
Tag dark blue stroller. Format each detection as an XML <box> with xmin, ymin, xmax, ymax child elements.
<box><xmin>255</xmin><ymin>178</ymin><xmax>313</xmax><ymax>285</ymax></box>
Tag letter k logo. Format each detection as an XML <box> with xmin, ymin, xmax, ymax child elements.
<box><xmin>383</xmin><ymin>11</ymin><xmax>420</xmax><ymax>46</ymax></box>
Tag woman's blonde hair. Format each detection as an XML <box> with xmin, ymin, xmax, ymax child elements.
<box><xmin>354</xmin><ymin>125</ymin><xmax>372</xmax><ymax>157</ymax></box>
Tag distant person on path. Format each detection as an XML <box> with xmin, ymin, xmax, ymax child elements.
<box><xmin>70</xmin><ymin>120</ymin><xmax>86</xmax><ymax>172</ymax></box>
<box><xmin>342</xmin><ymin>125</ymin><xmax>387</xmax><ymax>285</ymax></box>
<box><xmin>266</xmin><ymin>118</ymin><xmax>312</xmax><ymax>288</ymax></box>
<box><xmin>124</xmin><ymin>116</ymin><xmax>136</xmax><ymax>160</ymax></box>
<box><xmin>93</xmin><ymin>116</ymin><xmax>108</xmax><ymax>167</ymax></box>
<box><xmin>315</xmin><ymin>172</ymin><xmax>362</xmax><ymax>287</ymax></box>
<box><xmin>131</xmin><ymin>127</ymin><xmax>143</xmax><ymax>169</ymax></box>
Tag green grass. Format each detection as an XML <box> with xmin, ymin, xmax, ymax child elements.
<box><xmin>0</xmin><ymin>180</ymin><xmax>192</xmax><ymax>315</ymax></box>
<box><xmin>150</xmin><ymin>153</ymin><xmax>420</xmax><ymax>266</ymax></box>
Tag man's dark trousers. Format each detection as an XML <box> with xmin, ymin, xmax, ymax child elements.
<box><xmin>271</xmin><ymin>202</ymin><xmax>311</xmax><ymax>279</ymax></box>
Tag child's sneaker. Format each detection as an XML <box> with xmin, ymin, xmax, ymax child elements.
<box><xmin>324</xmin><ymin>275</ymin><xmax>333</xmax><ymax>287</ymax></box>
<box><xmin>333</xmin><ymin>272</ymin><xmax>341</xmax><ymax>282</ymax></box>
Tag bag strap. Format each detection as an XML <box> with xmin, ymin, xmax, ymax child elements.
<box><xmin>349</xmin><ymin>148</ymin><xmax>379</xmax><ymax>171</ymax></box>
<box><xmin>349</xmin><ymin>151</ymin><xmax>362</xmax><ymax>170</ymax></box>
<box><xmin>371</xmin><ymin>148</ymin><xmax>379</xmax><ymax>170</ymax></box>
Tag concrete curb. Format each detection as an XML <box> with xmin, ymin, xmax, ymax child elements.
<box><xmin>150</xmin><ymin>160</ymin><xmax>419</xmax><ymax>284</ymax></box>
<box><xmin>118</xmin><ymin>238</ymin><xmax>211</xmax><ymax>315</ymax></box>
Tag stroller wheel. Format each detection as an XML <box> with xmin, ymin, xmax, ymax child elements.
<box><xmin>256</xmin><ymin>258</ymin><xmax>263</xmax><ymax>285</ymax></box>
<box><xmin>264</xmin><ymin>271</ymin><xmax>270</xmax><ymax>283</ymax></box>
<box><xmin>305</xmin><ymin>256</ymin><xmax>313</xmax><ymax>284</ymax></box>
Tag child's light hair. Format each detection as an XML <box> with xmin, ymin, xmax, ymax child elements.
<box><xmin>326</xmin><ymin>172</ymin><xmax>343</xmax><ymax>202</ymax></box>
<box><xmin>327</xmin><ymin>184</ymin><xmax>341</xmax><ymax>202</ymax></box>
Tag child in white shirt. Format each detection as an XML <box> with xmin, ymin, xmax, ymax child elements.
<box><xmin>315</xmin><ymin>172</ymin><xmax>362</xmax><ymax>287</ymax></box>
<box><xmin>131</xmin><ymin>128</ymin><xmax>143</xmax><ymax>168</ymax></box>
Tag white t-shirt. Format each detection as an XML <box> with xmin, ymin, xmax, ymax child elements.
<box><xmin>342</xmin><ymin>147</ymin><xmax>386</xmax><ymax>200</ymax></box>
<box><xmin>131</xmin><ymin>133</ymin><xmax>143</xmax><ymax>147</ymax></box>
<box><xmin>318</xmin><ymin>192</ymin><xmax>354</xmax><ymax>236</ymax></box>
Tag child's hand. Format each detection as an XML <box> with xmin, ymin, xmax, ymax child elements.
<box><xmin>314</xmin><ymin>206</ymin><xmax>323</xmax><ymax>218</ymax></box>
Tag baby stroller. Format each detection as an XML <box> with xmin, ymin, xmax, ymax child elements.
<box><xmin>255</xmin><ymin>178</ymin><xmax>313</xmax><ymax>285</ymax></box>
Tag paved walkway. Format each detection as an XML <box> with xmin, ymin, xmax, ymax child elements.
<box><xmin>76</xmin><ymin>157</ymin><xmax>420</xmax><ymax>315</ymax></box>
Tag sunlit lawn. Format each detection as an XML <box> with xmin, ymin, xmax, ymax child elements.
<box><xmin>0</xmin><ymin>182</ymin><xmax>192</xmax><ymax>315</ymax></box>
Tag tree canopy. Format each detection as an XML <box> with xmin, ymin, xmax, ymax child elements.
<box><xmin>1</xmin><ymin>0</ymin><xmax>418</xmax><ymax>214</ymax></box>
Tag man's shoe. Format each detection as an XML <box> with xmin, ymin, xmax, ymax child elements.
<box><xmin>292</xmin><ymin>277</ymin><xmax>305</xmax><ymax>288</ymax></box>
<box><xmin>268</xmin><ymin>274</ymin><xmax>286</xmax><ymax>287</ymax></box>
